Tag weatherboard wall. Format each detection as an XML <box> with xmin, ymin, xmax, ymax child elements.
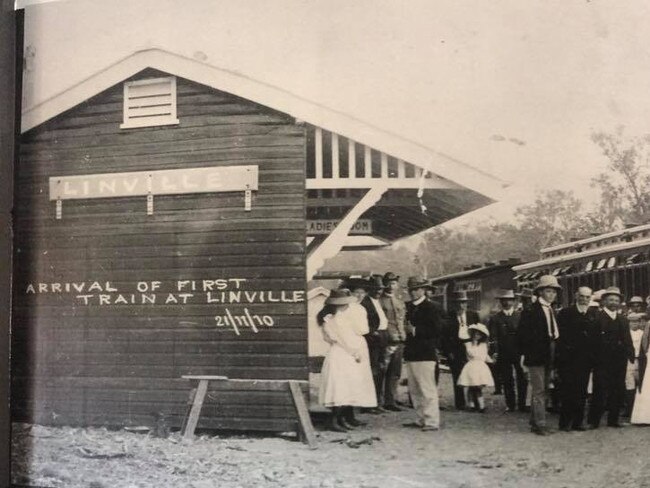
<box><xmin>12</xmin><ymin>69</ymin><xmax>308</xmax><ymax>432</ymax></box>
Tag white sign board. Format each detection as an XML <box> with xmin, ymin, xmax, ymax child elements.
<box><xmin>307</xmin><ymin>219</ymin><xmax>372</xmax><ymax>235</ymax></box>
<box><xmin>49</xmin><ymin>165</ymin><xmax>258</xmax><ymax>201</ymax></box>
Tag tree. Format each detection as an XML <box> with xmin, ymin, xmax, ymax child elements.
<box><xmin>591</xmin><ymin>127</ymin><xmax>650</xmax><ymax>226</ymax></box>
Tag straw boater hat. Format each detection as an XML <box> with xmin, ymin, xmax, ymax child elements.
<box><xmin>629</xmin><ymin>296</ymin><xmax>644</xmax><ymax>305</ymax></box>
<box><xmin>496</xmin><ymin>289</ymin><xmax>516</xmax><ymax>300</ymax></box>
<box><xmin>406</xmin><ymin>276</ymin><xmax>429</xmax><ymax>290</ymax></box>
<box><xmin>601</xmin><ymin>286</ymin><xmax>624</xmax><ymax>300</ymax></box>
<box><xmin>534</xmin><ymin>275</ymin><xmax>562</xmax><ymax>292</ymax></box>
<box><xmin>452</xmin><ymin>290</ymin><xmax>469</xmax><ymax>302</ymax></box>
<box><xmin>325</xmin><ymin>289</ymin><xmax>357</xmax><ymax>305</ymax></box>
<box><xmin>468</xmin><ymin>323</ymin><xmax>490</xmax><ymax>338</ymax></box>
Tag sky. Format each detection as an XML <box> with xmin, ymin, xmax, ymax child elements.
<box><xmin>20</xmin><ymin>0</ymin><xmax>650</xmax><ymax>232</ymax></box>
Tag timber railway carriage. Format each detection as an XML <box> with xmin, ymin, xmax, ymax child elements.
<box><xmin>428</xmin><ymin>259</ymin><xmax>521</xmax><ymax>318</ymax></box>
<box><xmin>513</xmin><ymin>224</ymin><xmax>650</xmax><ymax>306</ymax></box>
<box><xmin>13</xmin><ymin>49</ymin><xmax>505</xmax><ymax>433</ymax></box>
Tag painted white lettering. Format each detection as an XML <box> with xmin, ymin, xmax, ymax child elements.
<box><xmin>26</xmin><ymin>284</ymin><xmax>36</xmax><ymax>294</ymax></box>
<box><xmin>76</xmin><ymin>294</ymin><xmax>94</xmax><ymax>305</ymax></box>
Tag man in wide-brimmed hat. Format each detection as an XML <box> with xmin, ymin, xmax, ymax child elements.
<box><xmin>489</xmin><ymin>289</ymin><xmax>527</xmax><ymax>413</ymax></box>
<box><xmin>443</xmin><ymin>290</ymin><xmax>479</xmax><ymax>410</ymax></box>
<box><xmin>587</xmin><ymin>286</ymin><xmax>635</xmax><ymax>429</ymax></box>
<box><xmin>379</xmin><ymin>271</ymin><xmax>407</xmax><ymax>411</ymax></box>
<box><xmin>403</xmin><ymin>276</ymin><xmax>445</xmax><ymax>431</ymax></box>
<box><xmin>516</xmin><ymin>274</ymin><xmax>562</xmax><ymax>435</ymax></box>
<box><xmin>556</xmin><ymin>286</ymin><xmax>598</xmax><ymax>431</ymax></box>
<box><xmin>357</xmin><ymin>275</ymin><xmax>390</xmax><ymax>413</ymax></box>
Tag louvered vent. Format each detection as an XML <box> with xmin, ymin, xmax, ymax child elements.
<box><xmin>120</xmin><ymin>76</ymin><xmax>179</xmax><ymax>129</ymax></box>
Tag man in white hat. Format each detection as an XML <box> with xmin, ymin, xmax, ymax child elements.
<box><xmin>587</xmin><ymin>287</ymin><xmax>635</xmax><ymax>429</ymax></box>
<box><xmin>516</xmin><ymin>275</ymin><xmax>562</xmax><ymax>435</ymax></box>
<box><xmin>489</xmin><ymin>289</ymin><xmax>527</xmax><ymax>413</ymax></box>
<box><xmin>556</xmin><ymin>286</ymin><xmax>598</xmax><ymax>431</ymax></box>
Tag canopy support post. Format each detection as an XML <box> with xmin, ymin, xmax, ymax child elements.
<box><xmin>306</xmin><ymin>186</ymin><xmax>386</xmax><ymax>281</ymax></box>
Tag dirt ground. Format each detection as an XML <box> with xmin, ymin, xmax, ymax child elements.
<box><xmin>11</xmin><ymin>374</ymin><xmax>650</xmax><ymax>488</ymax></box>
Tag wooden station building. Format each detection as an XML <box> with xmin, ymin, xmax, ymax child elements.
<box><xmin>13</xmin><ymin>49</ymin><xmax>505</xmax><ymax>433</ymax></box>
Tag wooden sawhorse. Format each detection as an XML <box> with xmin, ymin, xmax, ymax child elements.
<box><xmin>180</xmin><ymin>375</ymin><xmax>317</xmax><ymax>448</ymax></box>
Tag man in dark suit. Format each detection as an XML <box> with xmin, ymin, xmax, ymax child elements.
<box><xmin>404</xmin><ymin>277</ymin><xmax>445</xmax><ymax>431</ymax></box>
<box><xmin>516</xmin><ymin>275</ymin><xmax>561</xmax><ymax>435</ymax></box>
<box><xmin>489</xmin><ymin>289</ymin><xmax>527</xmax><ymax>413</ymax></box>
<box><xmin>443</xmin><ymin>290</ymin><xmax>479</xmax><ymax>410</ymax></box>
<box><xmin>358</xmin><ymin>276</ymin><xmax>389</xmax><ymax>412</ymax></box>
<box><xmin>556</xmin><ymin>286</ymin><xmax>598</xmax><ymax>431</ymax></box>
<box><xmin>587</xmin><ymin>286</ymin><xmax>635</xmax><ymax>429</ymax></box>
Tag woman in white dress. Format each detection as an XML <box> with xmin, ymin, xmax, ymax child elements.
<box><xmin>457</xmin><ymin>323</ymin><xmax>495</xmax><ymax>413</ymax></box>
<box><xmin>318</xmin><ymin>289</ymin><xmax>377</xmax><ymax>431</ymax></box>
<box><xmin>631</xmin><ymin>322</ymin><xmax>650</xmax><ymax>424</ymax></box>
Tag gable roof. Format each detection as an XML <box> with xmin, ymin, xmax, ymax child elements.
<box><xmin>21</xmin><ymin>48</ymin><xmax>508</xmax><ymax>200</ymax></box>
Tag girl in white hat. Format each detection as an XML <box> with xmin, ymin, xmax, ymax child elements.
<box><xmin>457</xmin><ymin>323</ymin><xmax>495</xmax><ymax>412</ymax></box>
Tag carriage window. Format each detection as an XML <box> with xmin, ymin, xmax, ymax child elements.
<box><xmin>585</xmin><ymin>261</ymin><xmax>594</xmax><ymax>272</ymax></box>
<box><xmin>607</xmin><ymin>257</ymin><xmax>617</xmax><ymax>268</ymax></box>
<box><xmin>595</xmin><ymin>258</ymin><xmax>607</xmax><ymax>270</ymax></box>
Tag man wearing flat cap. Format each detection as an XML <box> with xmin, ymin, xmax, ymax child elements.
<box><xmin>490</xmin><ymin>289</ymin><xmax>527</xmax><ymax>413</ymax></box>
<box><xmin>443</xmin><ymin>290</ymin><xmax>479</xmax><ymax>410</ymax></box>
<box><xmin>516</xmin><ymin>275</ymin><xmax>562</xmax><ymax>435</ymax></box>
<box><xmin>379</xmin><ymin>271</ymin><xmax>407</xmax><ymax>411</ymax></box>
<box><xmin>404</xmin><ymin>277</ymin><xmax>445</xmax><ymax>431</ymax></box>
<box><xmin>587</xmin><ymin>286</ymin><xmax>635</xmax><ymax>429</ymax></box>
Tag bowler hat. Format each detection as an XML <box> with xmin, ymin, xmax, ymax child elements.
<box><xmin>534</xmin><ymin>275</ymin><xmax>562</xmax><ymax>292</ymax></box>
<box><xmin>406</xmin><ymin>276</ymin><xmax>429</xmax><ymax>290</ymax></box>
<box><xmin>496</xmin><ymin>289</ymin><xmax>516</xmax><ymax>300</ymax></box>
<box><xmin>344</xmin><ymin>277</ymin><xmax>371</xmax><ymax>291</ymax></box>
<box><xmin>369</xmin><ymin>275</ymin><xmax>386</xmax><ymax>290</ymax></box>
<box><xmin>629</xmin><ymin>296</ymin><xmax>644</xmax><ymax>305</ymax></box>
<box><xmin>601</xmin><ymin>286</ymin><xmax>623</xmax><ymax>300</ymax></box>
<box><xmin>452</xmin><ymin>290</ymin><xmax>469</xmax><ymax>302</ymax></box>
<box><xmin>468</xmin><ymin>323</ymin><xmax>490</xmax><ymax>338</ymax></box>
<box><xmin>516</xmin><ymin>287</ymin><xmax>534</xmax><ymax>298</ymax></box>
<box><xmin>325</xmin><ymin>288</ymin><xmax>357</xmax><ymax>305</ymax></box>
<box><xmin>383</xmin><ymin>272</ymin><xmax>400</xmax><ymax>285</ymax></box>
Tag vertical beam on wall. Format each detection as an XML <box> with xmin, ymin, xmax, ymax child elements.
<box><xmin>347</xmin><ymin>139</ymin><xmax>355</xmax><ymax>178</ymax></box>
<box><xmin>314</xmin><ymin>127</ymin><xmax>323</xmax><ymax>179</ymax></box>
<box><xmin>331</xmin><ymin>133</ymin><xmax>339</xmax><ymax>180</ymax></box>
<box><xmin>0</xmin><ymin>2</ymin><xmax>17</xmax><ymax>486</ymax></box>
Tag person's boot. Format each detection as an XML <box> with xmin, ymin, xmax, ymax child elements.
<box><xmin>326</xmin><ymin>408</ymin><xmax>347</xmax><ymax>433</ymax></box>
<box><xmin>337</xmin><ymin>408</ymin><xmax>356</xmax><ymax>430</ymax></box>
<box><xmin>344</xmin><ymin>407</ymin><xmax>367</xmax><ymax>427</ymax></box>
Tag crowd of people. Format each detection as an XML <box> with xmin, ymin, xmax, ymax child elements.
<box><xmin>316</xmin><ymin>272</ymin><xmax>650</xmax><ymax>436</ymax></box>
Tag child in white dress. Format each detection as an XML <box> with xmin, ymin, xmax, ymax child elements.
<box><xmin>457</xmin><ymin>323</ymin><xmax>495</xmax><ymax>413</ymax></box>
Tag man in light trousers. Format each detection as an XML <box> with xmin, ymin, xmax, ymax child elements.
<box><xmin>517</xmin><ymin>275</ymin><xmax>561</xmax><ymax>436</ymax></box>
<box><xmin>403</xmin><ymin>277</ymin><xmax>445</xmax><ymax>431</ymax></box>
